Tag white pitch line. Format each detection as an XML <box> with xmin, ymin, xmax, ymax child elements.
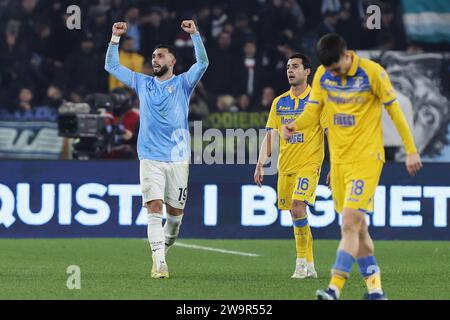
<box><xmin>173</xmin><ymin>242</ymin><xmax>261</xmax><ymax>257</ymax></box>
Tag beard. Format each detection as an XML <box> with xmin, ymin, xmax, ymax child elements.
<box><xmin>154</xmin><ymin>65</ymin><xmax>169</xmax><ymax>77</ymax></box>
<box><xmin>289</xmin><ymin>77</ymin><xmax>305</xmax><ymax>86</ymax></box>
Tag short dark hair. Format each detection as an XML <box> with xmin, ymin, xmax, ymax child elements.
<box><xmin>288</xmin><ymin>53</ymin><xmax>312</xmax><ymax>71</ymax></box>
<box><xmin>316</xmin><ymin>33</ymin><xmax>347</xmax><ymax>66</ymax></box>
<box><xmin>153</xmin><ymin>44</ymin><xmax>177</xmax><ymax>59</ymax></box>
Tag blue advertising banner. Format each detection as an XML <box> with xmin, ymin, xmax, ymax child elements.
<box><xmin>0</xmin><ymin>160</ymin><xmax>449</xmax><ymax>240</ymax></box>
<box><xmin>0</xmin><ymin>107</ymin><xmax>63</xmax><ymax>159</ymax></box>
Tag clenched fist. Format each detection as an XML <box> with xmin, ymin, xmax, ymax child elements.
<box><xmin>112</xmin><ymin>22</ymin><xmax>128</xmax><ymax>36</ymax></box>
<box><xmin>181</xmin><ymin>20</ymin><xmax>198</xmax><ymax>34</ymax></box>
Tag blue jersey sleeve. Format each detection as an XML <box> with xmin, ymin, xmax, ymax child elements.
<box><xmin>105</xmin><ymin>43</ymin><xmax>136</xmax><ymax>90</ymax></box>
<box><xmin>183</xmin><ymin>33</ymin><xmax>209</xmax><ymax>93</ymax></box>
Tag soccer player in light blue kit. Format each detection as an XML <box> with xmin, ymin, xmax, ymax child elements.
<box><xmin>105</xmin><ymin>20</ymin><xmax>208</xmax><ymax>278</ymax></box>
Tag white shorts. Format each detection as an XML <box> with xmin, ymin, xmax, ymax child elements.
<box><xmin>140</xmin><ymin>159</ymin><xmax>189</xmax><ymax>209</ymax></box>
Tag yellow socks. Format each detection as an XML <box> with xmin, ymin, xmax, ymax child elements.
<box><xmin>306</xmin><ymin>227</ymin><xmax>314</xmax><ymax>264</ymax></box>
<box><xmin>365</xmin><ymin>273</ymin><xmax>382</xmax><ymax>293</ymax></box>
<box><xmin>293</xmin><ymin>217</ymin><xmax>309</xmax><ymax>259</ymax></box>
<box><xmin>358</xmin><ymin>256</ymin><xmax>383</xmax><ymax>294</ymax></box>
<box><xmin>329</xmin><ymin>273</ymin><xmax>347</xmax><ymax>295</ymax></box>
<box><xmin>329</xmin><ymin>250</ymin><xmax>356</xmax><ymax>297</ymax></box>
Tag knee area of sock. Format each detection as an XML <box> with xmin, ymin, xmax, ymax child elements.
<box><xmin>290</xmin><ymin>202</ymin><xmax>307</xmax><ymax>219</ymax></box>
<box><xmin>147</xmin><ymin>213</ymin><xmax>163</xmax><ymax>225</ymax></box>
<box><xmin>166</xmin><ymin>213</ymin><xmax>184</xmax><ymax>223</ymax></box>
<box><xmin>291</xmin><ymin>209</ymin><xmax>307</xmax><ymax>220</ymax></box>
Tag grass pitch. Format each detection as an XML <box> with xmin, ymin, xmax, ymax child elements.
<box><xmin>0</xmin><ymin>238</ymin><xmax>449</xmax><ymax>300</ymax></box>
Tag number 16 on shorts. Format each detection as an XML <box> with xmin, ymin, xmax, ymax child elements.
<box><xmin>297</xmin><ymin>177</ymin><xmax>309</xmax><ymax>191</ymax></box>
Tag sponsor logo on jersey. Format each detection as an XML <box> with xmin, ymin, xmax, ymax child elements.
<box><xmin>281</xmin><ymin>116</ymin><xmax>295</xmax><ymax>125</ymax></box>
<box><xmin>324</xmin><ymin>79</ymin><xmax>338</xmax><ymax>86</ymax></box>
<box><xmin>333</xmin><ymin>113</ymin><xmax>356</xmax><ymax>127</ymax></box>
<box><xmin>287</xmin><ymin>133</ymin><xmax>304</xmax><ymax>144</ymax></box>
<box><xmin>327</xmin><ymin>93</ymin><xmax>365</xmax><ymax>105</ymax></box>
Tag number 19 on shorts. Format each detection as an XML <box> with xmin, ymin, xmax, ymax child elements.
<box><xmin>178</xmin><ymin>188</ymin><xmax>187</xmax><ymax>201</ymax></box>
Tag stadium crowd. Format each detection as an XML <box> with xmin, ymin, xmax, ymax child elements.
<box><xmin>1</xmin><ymin>0</ymin><xmax>441</xmax><ymax>120</ymax></box>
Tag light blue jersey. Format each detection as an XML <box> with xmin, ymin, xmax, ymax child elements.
<box><xmin>105</xmin><ymin>33</ymin><xmax>209</xmax><ymax>161</ymax></box>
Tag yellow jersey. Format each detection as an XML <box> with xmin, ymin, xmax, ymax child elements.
<box><xmin>266</xmin><ymin>85</ymin><xmax>327</xmax><ymax>175</ymax></box>
<box><xmin>294</xmin><ymin>51</ymin><xmax>416</xmax><ymax>164</ymax></box>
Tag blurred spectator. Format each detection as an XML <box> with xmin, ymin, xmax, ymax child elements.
<box><xmin>231</xmin><ymin>13</ymin><xmax>256</xmax><ymax>51</ymax></box>
<box><xmin>284</xmin><ymin>0</ymin><xmax>306</xmax><ymax>30</ymax></box>
<box><xmin>406</xmin><ymin>42</ymin><xmax>424</xmax><ymax>54</ymax></box>
<box><xmin>189</xmin><ymin>83</ymin><xmax>210</xmax><ymax>121</ymax></box>
<box><xmin>140</xmin><ymin>7</ymin><xmax>172</xmax><ymax>58</ymax></box>
<box><xmin>232</xmin><ymin>40</ymin><xmax>267</xmax><ymax>100</ymax></box>
<box><xmin>316</xmin><ymin>7</ymin><xmax>340</xmax><ymax>38</ymax></box>
<box><xmin>210</xmin><ymin>3</ymin><xmax>228</xmax><ymax>39</ymax></box>
<box><xmin>258</xmin><ymin>0</ymin><xmax>298</xmax><ymax>50</ymax></box>
<box><xmin>49</xmin><ymin>6</ymin><xmax>83</xmax><ymax>62</ymax></box>
<box><xmin>15</xmin><ymin>87</ymin><xmax>35</xmax><ymax>113</ymax></box>
<box><xmin>321</xmin><ymin>0</ymin><xmax>342</xmax><ymax>15</ymax></box>
<box><xmin>215</xmin><ymin>94</ymin><xmax>237</xmax><ymax>112</ymax></box>
<box><xmin>222</xmin><ymin>22</ymin><xmax>234</xmax><ymax>35</ymax></box>
<box><xmin>204</xmin><ymin>31</ymin><xmax>234</xmax><ymax>95</ymax></box>
<box><xmin>68</xmin><ymin>87</ymin><xmax>87</xmax><ymax>103</ymax></box>
<box><xmin>266</xmin><ymin>40</ymin><xmax>295</xmax><ymax>93</ymax></box>
<box><xmin>0</xmin><ymin>19</ymin><xmax>30</xmax><ymax>65</ymax></box>
<box><xmin>0</xmin><ymin>0</ymin><xmax>9</xmax><ymax>21</ymax></box>
<box><xmin>336</xmin><ymin>0</ymin><xmax>363</xmax><ymax>49</ymax></box>
<box><xmin>377</xmin><ymin>2</ymin><xmax>406</xmax><ymax>50</ymax></box>
<box><xmin>236</xmin><ymin>93</ymin><xmax>251</xmax><ymax>111</ymax></box>
<box><xmin>109</xmin><ymin>36</ymin><xmax>144</xmax><ymax>91</ymax></box>
<box><xmin>260</xmin><ymin>87</ymin><xmax>276</xmax><ymax>111</ymax></box>
<box><xmin>195</xmin><ymin>6</ymin><xmax>212</xmax><ymax>42</ymax></box>
<box><xmin>31</xmin><ymin>19</ymin><xmax>55</xmax><ymax>60</ymax></box>
<box><xmin>64</xmin><ymin>35</ymin><xmax>106</xmax><ymax>93</ymax></box>
<box><xmin>43</xmin><ymin>84</ymin><xmax>64</xmax><ymax>109</ymax></box>
<box><xmin>124</xmin><ymin>6</ymin><xmax>141</xmax><ymax>52</ymax></box>
<box><xmin>87</xmin><ymin>6</ymin><xmax>110</xmax><ymax>53</ymax></box>
<box><xmin>107</xmin><ymin>0</ymin><xmax>127</xmax><ymax>26</ymax></box>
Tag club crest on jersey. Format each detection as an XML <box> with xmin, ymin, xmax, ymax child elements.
<box><xmin>166</xmin><ymin>85</ymin><xmax>174</xmax><ymax>93</ymax></box>
<box><xmin>353</xmin><ymin>76</ymin><xmax>364</xmax><ymax>88</ymax></box>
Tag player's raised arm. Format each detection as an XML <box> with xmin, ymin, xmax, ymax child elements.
<box><xmin>372</xmin><ymin>63</ymin><xmax>423</xmax><ymax>176</ymax></box>
<box><xmin>104</xmin><ymin>22</ymin><xmax>135</xmax><ymax>89</ymax></box>
<box><xmin>181</xmin><ymin>20</ymin><xmax>209</xmax><ymax>90</ymax></box>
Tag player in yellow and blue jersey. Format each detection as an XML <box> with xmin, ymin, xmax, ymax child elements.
<box><xmin>282</xmin><ymin>34</ymin><xmax>422</xmax><ymax>300</ymax></box>
<box><xmin>255</xmin><ymin>53</ymin><xmax>327</xmax><ymax>279</ymax></box>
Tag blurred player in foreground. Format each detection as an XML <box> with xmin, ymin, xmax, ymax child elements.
<box><xmin>255</xmin><ymin>53</ymin><xmax>327</xmax><ymax>279</ymax></box>
<box><xmin>283</xmin><ymin>34</ymin><xmax>422</xmax><ymax>300</ymax></box>
<box><xmin>105</xmin><ymin>20</ymin><xmax>208</xmax><ymax>278</ymax></box>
